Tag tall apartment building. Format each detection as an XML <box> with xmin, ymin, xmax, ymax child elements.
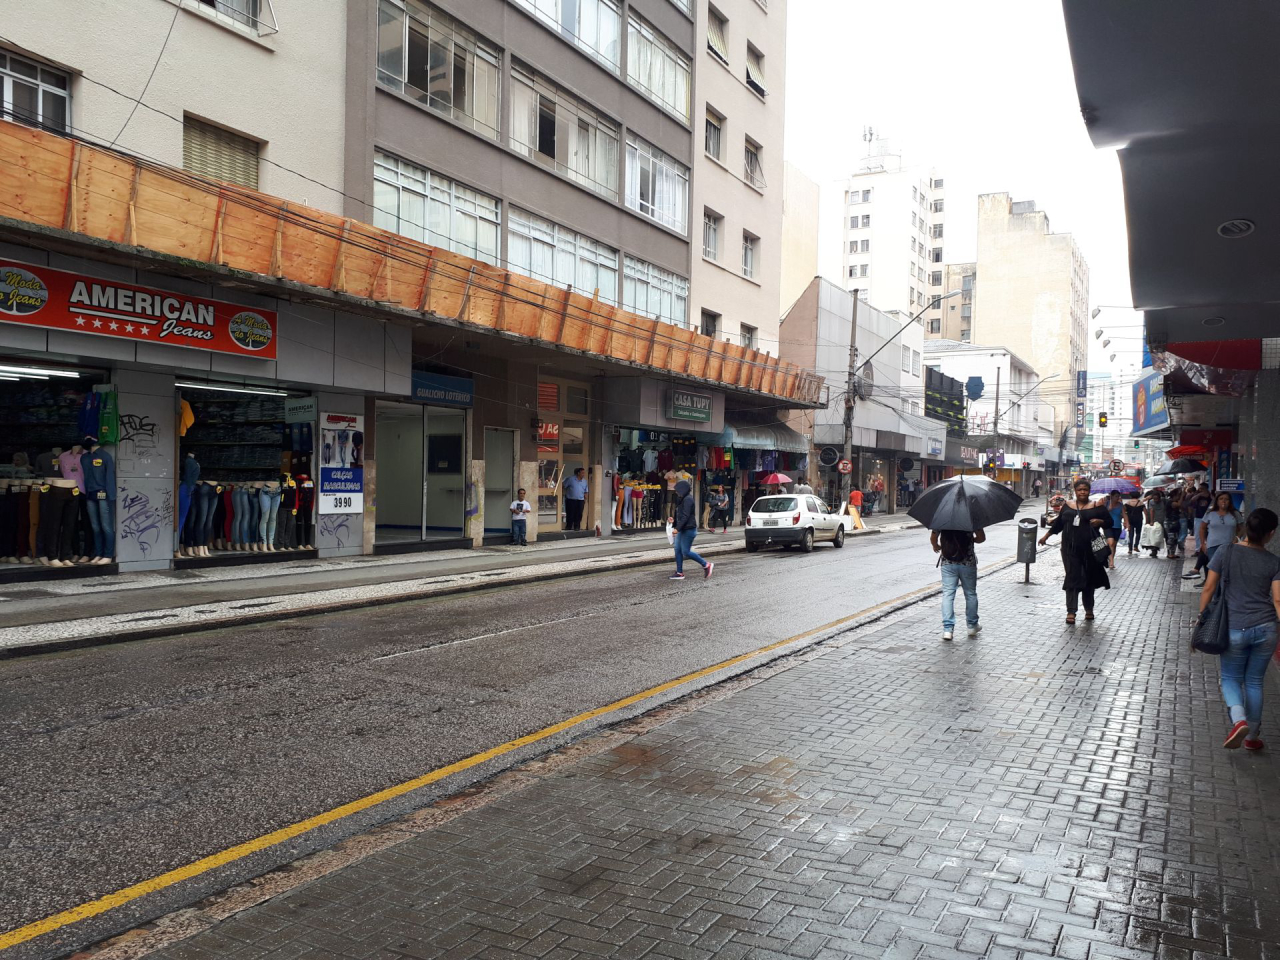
<box><xmin>1080</xmin><ymin>372</ymin><xmax>1122</xmax><ymax>463</ymax></box>
<box><xmin>970</xmin><ymin>193</ymin><xmax>1089</xmax><ymax>441</ymax></box>
<box><xmin>778</xmin><ymin>161</ymin><xmax>820</xmax><ymax>319</ymax></box>
<box><xmin>692</xmin><ymin>0</ymin><xmax>787</xmax><ymax>354</ymax></box>
<box><xmin>932</xmin><ymin>262</ymin><xmax>975</xmax><ymax>341</ymax></box>
<box><xmin>818</xmin><ymin>142</ymin><xmax>945</xmax><ymax>326</ymax></box>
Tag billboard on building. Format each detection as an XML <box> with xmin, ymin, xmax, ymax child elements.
<box><xmin>1132</xmin><ymin>370</ymin><xmax>1168</xmax><ymax>436</ymax></box>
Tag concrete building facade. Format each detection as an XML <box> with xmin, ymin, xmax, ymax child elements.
<box><xmin>690</xmin><ymin>0</ymin><xmax>787</xmax><ymax>354</ymax></box>
<box><xmin>778</xmin><ymin>160</ymin><xmax>820</xmax><ymax>320</ymax></box>
<box><xmin>971</xmin><ymin>193</ymin><xmax>1089</xmax><ymax>440</ymax></box>
<box><xmin>934</xmin><ymin>262</ymin><xmax>975</xmax><ymax>342</ymax></box>
<box><xmin>817</xmin><ymin>141</ymin><xmax>945</xmax><ymax>328</ymax></box>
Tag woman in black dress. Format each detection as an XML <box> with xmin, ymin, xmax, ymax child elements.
<box><xmin>1039</xmin><ymin>478</ymin><xmax>1112</xmax><ymax>624</ymax></box>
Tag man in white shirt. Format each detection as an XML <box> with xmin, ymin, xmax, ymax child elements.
<box><xmin>509</xmin><ymin>488</ymin><xmax>532</xmax><ymax>545</ymax></box>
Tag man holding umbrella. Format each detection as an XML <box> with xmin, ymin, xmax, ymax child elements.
<box><xmin>909</xmin><ymin>474</ymin><xmax>1023</xmax><ymax>642</ymax></box>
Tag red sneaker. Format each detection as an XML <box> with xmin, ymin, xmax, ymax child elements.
<box><xmin>1244</xmin><ymin>738</ymin><xmax>1265</xmax><ymax>752</ymax></box>
<box><xmin>1224</xmin><ymin>720</ymin><xmax>1249</xmax><ymax>749</ymax></box>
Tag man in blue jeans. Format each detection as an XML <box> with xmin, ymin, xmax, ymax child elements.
<box><xmin>667</xmin><ymin>479</ymin><xmax>712</xmax><ymax>581</ymax></box>
<box><xmin>509</xmin><ymin>488</ymin><xmax>531</xmax><ymax>546</ymax></box>
<box><xmin>931</xmin><ymin>527</ymin><xmax>986</xmax><ymax>641</ymax></box>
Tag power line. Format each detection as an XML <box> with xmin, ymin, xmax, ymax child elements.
<box><xmin>108</xmin><ymin>4</ymin><xmax>181</xmax><ymax>148</ymax></box>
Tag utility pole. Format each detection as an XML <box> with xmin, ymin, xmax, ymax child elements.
<box><xmin>841</xmin><ymin>290</ymin><xmax>860</xmax><ymax>505</ymax></box>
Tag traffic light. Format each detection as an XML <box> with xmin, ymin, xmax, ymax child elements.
<box><xmin>1098</xmin><ymin>413</ymin><xmax>1109</xmax><ymax>428</ymax></box>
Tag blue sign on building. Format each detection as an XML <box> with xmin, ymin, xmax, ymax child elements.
<box><xmin>1076</xmin><ymin>369</ymin><xmax>1088</xmax><ymax>399</ymax></box>
<box><xmin>412</xmin><ymin>372</ymin><xmax>474</xmax><ymax>407</ymax></box>
<box><xmin>1131</xmin><ymin>370</ymin><xmax>1168</xmax><ymax>436</ymax></box>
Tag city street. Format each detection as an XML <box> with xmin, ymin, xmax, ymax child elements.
<box><xmin>0</xmin><ymin>520</ymin><xmax>1017</xmax><ymax>957</ymax></box>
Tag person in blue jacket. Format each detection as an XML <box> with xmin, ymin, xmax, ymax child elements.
<box><xmin>667</xmin><ymin>479</ymin><xmax>712</xmax><ymax>581</ymax></box>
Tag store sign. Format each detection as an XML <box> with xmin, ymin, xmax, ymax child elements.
<box><xmin>927</xmin><ymin>437</ymin><xmax>943</xmax><ymax>458</ymax></box>
<box><xmin>960</xmin><ymin>446</ymin><xmax>979</xmax><ymax>464</ymax></box>
<box><xmin>536</xmin><ymin>421</ymin><xmax>560</xmax><ymax>452</ymax></box>
<box><xmin>285</xmin><ymin>397</ymin><xmax>317</xmax><ymax>424</ymax></box>
<box><xmin>1218</xmin><ymin>478</ymin><xmax>1245</xmax><ymax>493</ymax></box>
<box><xmin>412</xmin><ymin>372</ymin><xmax>473</xmax><ymax>407</ymax></box>
<box><xmin>0</xmin><ymin>260</ymin><xmax>277</xmax><ymax>359</ymax></box>
<box><xmin>318</xmin><ymin>412</ymin><xmax>364</xmax><ymax>514</ymax></box>
<box><xmin>666</xmin><ymin>389</ymin><xmax>713</xmax><ymax>423</ymax></box>
<box><xmin>1075</xmin><ymin>401</ymin><xmax>1085</xmax><ymax>428</ymax></box>
<box><xmin>819</xmin><ymin>446</ymin><xmax>841</xmax><ymax>467</ymax></box>
<box><xmin>1132</xmin><ymin>370</ymin><xmax>1168</xmax><ymax>436</ymax></box>
<box><xmin>1181</xmin><ymin>428</ymin><xmax>1233</xmax><ymax>447</ymax></box>
<box><xmin>1076</xmin><ymin>369</ymin><xmax>1088</xmax><ymax>399</ymax></box>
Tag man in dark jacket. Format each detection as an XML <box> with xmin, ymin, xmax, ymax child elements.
<box><xmin>668</xmin><ymin>479</ymin><xmax>713</xmax><ymax>580</ymax></box>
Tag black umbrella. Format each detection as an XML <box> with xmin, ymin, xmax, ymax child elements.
<box><xmin>907</xmin><ymin>474</ymin><xmax>1024</xmax><ymax>532</ymax></box>
<box><xmin>1154</xmin><ymin>457</ymin><xmax>1207</xmax><ymax>477</ymax></box>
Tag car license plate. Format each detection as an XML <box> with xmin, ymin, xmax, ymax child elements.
<box><xmin>763</xmin><ymin>519</ymin><xmax>779</xmax><ymax>526</ymax></box>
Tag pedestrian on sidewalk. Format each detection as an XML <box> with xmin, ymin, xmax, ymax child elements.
<box><xmin>509</xmin><ymin>489</ymin><xmax>532</xmax><ymax>546</ymax></box>
<box><xmin>667</xmin><ymin>479</ymin><xmax>712</xmax><ymax>581</ymax></box>
<box><xmin>708</xmin><ymin>486</ymin><xmax>730</xmax><ymax>533</ymax></box>
<box><xmin>1105</xmin><ymin>491</ymin><xmax>1124</xmax><ymax>570</ymax></box>
<box><xmin>931</xmin><ymin>527</ymin><xmax>986</xmax><ymax>641</ymax></box>
<box><xmin>1168</xmin><ymin>485</ymin><xmax>1186</xmax><ymax>557</ymax></box>
<box><xmin>847</xmin><ymin>487</ymin><xmax>865</xmax><ymax>530</ymax></box>
<box><xmin>1143</xmin><ymin>489</ymin><xmax>1170</xmax><ymax>558</ymax></box>
<box><xmin>1200</xmin><ymin>508</ymin><xmax>1280</xmax><ymax>751</ymax></box>
<box><xmin>563</xmin><ymin>468</ymin><xmax>588</xmax><ymax>530</ymax></box>
<box><xmin>1039</xmin><ymin>478</ymin><xmax>1110</xmax><ymax>624</ymax></box>
<box><xmin>1123</xmin><ymin>493</ymin><xmax>1144</xmax><ymax>555</ymax></box>
<box><xmin>795</xmin><ymin>475</ymin><xmax>814</xmax><ymax>496</ymax></box>
<box><xmin>1186</xmin><ymin>491</ymin><xmax>1242</xmax><ymax>582</ymax></box>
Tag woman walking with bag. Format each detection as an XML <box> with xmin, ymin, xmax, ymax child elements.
<box><xmin>1199</xmin><ymin>508</ymin><xmax>1280</xmax><ymax>750</ymax></box>
<box><xmin>1039</xmin><ymin>478</ymin><xmax>1111</xmax><ymax>624</ymax></box>
<box><xmin>1104</xmin><ymin>491</ymin><xmax>1124</xmax><ymax>570</ymax></box>
<box><xmin>1143</xmin><ymin>489</ymin><xmax>1170</xmax><ymax>558</ymax></box>
<box><xmin>1185</xmin><ymin>491</ymin><xmax>1242</xmax><ymax>583</ymax></box>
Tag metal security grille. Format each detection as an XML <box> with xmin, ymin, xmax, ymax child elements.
<box><xmin>183</xmin><ymin>116</ymin><xmax>259</xmax><ymax>189</ymax></box>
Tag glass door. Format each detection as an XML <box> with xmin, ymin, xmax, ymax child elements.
<box><xmin>374</xmin><ymin>400</ymin><xmax>425</xmax><ymax>543</ymax></box>
<box><xmin>484</xmin><ymin>427</ymin><xmax>516</xmax><ymax>533</ymax></box>
<box><xmin>424</xmin><ymin>407</ymin><xmax>466</xmax><ymax>539</ymax></box>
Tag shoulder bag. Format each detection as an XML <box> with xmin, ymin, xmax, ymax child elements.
<box><xmin>1191</xmin><ymin>545</ymin><xmax>1232</xmax><ymax>655</ymax></box>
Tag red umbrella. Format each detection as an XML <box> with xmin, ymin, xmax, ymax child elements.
<box><xmin>1166</xmin><ymin>444</ymin><xmax>1208</xmax><ymax>458</ymax></box>
<box><xmin>758</xmin><ymin>472</ymin><xmax>792</xmax><ymax>486</ymax></box>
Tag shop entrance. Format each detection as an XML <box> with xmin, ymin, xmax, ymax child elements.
<box><xmin>536</xmin><ymin>378</ymin><xmax>591</xmax><ymax>534</ymax></box>
<box><xmin>483</xmin><ymin>428</ymin><xmax>516</xmax><ymax>534</ymax></box>
<box><xmin>374</xmin><ymin>401</ymin><xmax>467</xmax><ymax>544</ymax></box>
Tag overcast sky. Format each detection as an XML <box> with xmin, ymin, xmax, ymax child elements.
<box><xmin>783</xmin><ymin>0</ymin><xmax>1146</xmax><ymax>386</ymax></box>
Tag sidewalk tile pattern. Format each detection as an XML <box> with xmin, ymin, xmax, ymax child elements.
<box><xmin>148</xmin><ymin>551</ymin><xmax>1280</xmax><ymax>960</ymax></box>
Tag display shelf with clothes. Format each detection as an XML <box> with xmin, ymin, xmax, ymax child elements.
<box><xmin>0</xmin><ymin>373</ymin><xmax>109</xmax><ymax>477</ymax></box>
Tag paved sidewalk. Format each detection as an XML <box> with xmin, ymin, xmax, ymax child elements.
<box><xmin>128</xmin><ymin>541</ymin><xmax>1280</xmax><ymax>959</ymax></box>
<box><xmin>0</xmin><ymin>514</ymin><xmax>919</xmax><ymax>656</ymax></box>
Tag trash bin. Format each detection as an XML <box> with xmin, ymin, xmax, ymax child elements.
<box><xmin>1016</xmin><ymin>517</ymin><xmax>1038</xmax><ymax>564</ymax></box>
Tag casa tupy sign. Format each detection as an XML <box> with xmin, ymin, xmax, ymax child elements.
<box><xmin>0</xmin><ymin>260</ymin><xmax>277</xmax><ymax>359</ymax></box>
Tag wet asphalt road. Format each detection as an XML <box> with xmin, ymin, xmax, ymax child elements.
<box><xmin>1</xmin><ymin>522</ymin><xmax>1018</xmax><ymax>947</ymax></box>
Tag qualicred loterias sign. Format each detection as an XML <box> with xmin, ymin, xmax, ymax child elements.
<box><xmin>0</xmin><ymin>260</ymin><xmax>277</xmax><ymax>359</ymax></box>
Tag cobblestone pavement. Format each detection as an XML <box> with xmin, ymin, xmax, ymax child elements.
<box><xmin>143</xmin><ymin>548</ymin><xmax>1280</xmax><ymax>960</ymax></box>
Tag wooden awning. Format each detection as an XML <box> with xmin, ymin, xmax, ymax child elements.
<box><xmin>0</xmin><ymin>120</ymin><xmax>823</xmax><ymax>405</ymax></box>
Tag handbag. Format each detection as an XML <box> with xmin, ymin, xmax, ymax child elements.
<box><xmin>1141</xmin><ymin>522</ymin><xmax>1164</xmax><ymax>548</ymax></box>
<box><xmin>1191</xmin><ymin>545</ymin><xmax>1232</xmax><ymax>655</ymax></box>
<box><xmin>1090</xmin><ymin>530</ymin><xmax>1111</xmax><ymax>563</ymax></box>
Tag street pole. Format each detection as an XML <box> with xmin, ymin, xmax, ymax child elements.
<box><xmin>840</xmin><ymin>290</ymin><xmax>860</xmax><ymax>506</ymax></box>
<box><xmin>992</xmin><ymin>367</ymin><xmax>1001</xmax><ymax>480</ymax></box>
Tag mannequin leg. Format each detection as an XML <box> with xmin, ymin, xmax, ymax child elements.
<box><xmin>84</xmin><ymin>493</ymin><xmax>103</xmax><ymax>560</ymax></box>
<box><xmin>15</xmin><ymin>489</ymin><xmax>31</xmax><ymax>560</ymax></box>
<box><xmin>92</xmin><ymin>497</ymin><xmax>115</xmax><ymax>562</ymax></box>
<box><xmin>257</xmin><ymin>488</ymin><xmax>270</xmax><ymax>548</ymax></box>
<box><xmin>266</xmin><ymin>491</ymin><xmax>280</xmax><ymax>550</ymax></box>
<box><xmin>57</xmin><ymin>490</ymin><xmax>78</xmax><ymax>565</ymax></box>
<box><xmin>36</xmin><ymin>487</ymin><xmax>58</xmax><ymax>563</ymax></box>
<box><xmin>200</xmin><ymin>485</ymin><xmax>218</xmax><ymax>553</ymax></box>
<box><xmin>177</xmin><ymin>482</ymin><xmax>193</xmax><ymax>556</ymax></box>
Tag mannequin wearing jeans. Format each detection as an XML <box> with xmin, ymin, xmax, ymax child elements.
<box><xmin>36</xmin><ymin>480</ymin><xmax>79</xmax><ymax>567</ymax></box>
<box><xmin>296</xmin><ymin>477</ymin><xmax>315</xmax><ymax>549</ymax></box>
<box><xmin>257</xmin><ymin>482</ymin><xmax>281</xmax><ymax>552</ymax></box>
<box><xmin>232</xmin><ymin>485</ymin><xmax>252</xmax><ymax>550</ymax></box>
<box><xmin>186</xmin><ymin>481</ymin><xmax>217</xmax><ymax>557</ymax></box>
<box><xmin>199</xmin><ymin>482</ymin><xmax>220</xmax><ymax>553</ymax></box>
<box><xmin>277</xmin><ymin>479</ymin><xmax>298</xmax><ymax>550</ymax></box>
<box><xmin>80</xmin><ymin>440</ymin><xmax>116</xmax><ymax>563</ymax></box>
<box><xmin>177</xmin><ymin>453</ymin><xmax>200</xmax><ymax>558</ymax></box>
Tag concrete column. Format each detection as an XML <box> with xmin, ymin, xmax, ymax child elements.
<box><xmin>361</xmin><ymin>395</ymin><xmax>376</xmax><ymax>555</ymax></box>
<box><xmin>467</xmin><ymin>458</ymin><xmax>485</xmax><ymax>546</ymax></box>
<box><xmin>113</xmin><ymin>370</ymin><xmax>176</xmax><ymax>572</ymax></box>
<box><xmin>519</xmin><ymin>460</ymin><xmax>539</xmax><ymax>543</ymax></box>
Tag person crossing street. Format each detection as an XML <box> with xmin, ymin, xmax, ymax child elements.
<box><xmin>667</xmin><ymin>480</ymin><xmax>712</xmax><ymax>581</ymax></box>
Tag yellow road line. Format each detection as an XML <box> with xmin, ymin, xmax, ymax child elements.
<box><xmin>0</xmin><ymin>571</ymin><xmax>982</xmax><ymax>953</ymax></box>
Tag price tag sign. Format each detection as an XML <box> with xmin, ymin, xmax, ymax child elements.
<box><xmin>319</xmin><ymin>411</ymin><xmax>364</xmax><ymax>515</ymax></box>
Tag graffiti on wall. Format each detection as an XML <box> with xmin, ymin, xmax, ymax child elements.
<box><xmin>118</xmin><ymin>484</ymin><xmax>173</xmax><ymax>558</ymax></box>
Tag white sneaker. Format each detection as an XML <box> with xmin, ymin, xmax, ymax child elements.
<box><xmin>968</xmin><ymin>624</ymin><xmax>981</xmax><ymax>637</ymax></box>
<box><xmin>942</xmin><ymin>630</ymin><xmax>953</xmax><ymax>642</ymax></box>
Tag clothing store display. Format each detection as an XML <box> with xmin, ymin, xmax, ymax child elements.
<box><xmin>277</xmin><ymin>481</ymin><xmax>299</xmax><ymax>549</ymax></box>
<box><xmin>0</xmin><ymin>485</ymin><xmax>18</xmax><ymax>558</ymax></box>
<box><xmin>35</xmin><ymin>449</ymin><xmax>60</xmax><ymax>476</ymax></box>
<box><xmin>87</xmin><ymin>494</ymin><xmax>113</xmax><ymax>560</ymax></box>
<box><xmin>179</xmin><ymin>399</ymin><xmax>195</xmax><ymax>436</ymax></box>
<box><xmin>58</xmin><ymin>447</ymin><xmax>87</xmax><ymax>492</ymax></box>
<box><xmin>297</xmin><ymin>477</ymin><xmax>315</xmax><ymax>547</ymax></box>
<box><xmin>231</xmin><ymin>486</ymin><xmax>251</xmax><ymax>546</ymax></box>
<box><xmin>258</xmin><ymin>485</ymin><xmax>281</xmax><ymax>547</ymax></box>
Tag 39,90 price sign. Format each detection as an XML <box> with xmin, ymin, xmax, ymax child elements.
<box><xmin>319</xmin><ymin>411</ymin><xmax>364</xmax><ymax>515</ymax></box>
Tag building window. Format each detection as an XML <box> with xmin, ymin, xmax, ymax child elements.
<box><xmin>847</xmin><ymin>266</ymin><xmax>856</xmax><ymax>279</ymax></box>
<box><xmin>933</xmin><ymin>177</ymin><xmax>944</xmax><ymax>189</ymax></box>
<box><xmin>377</xmin><ymin>0</ymin><xmax>501</xmax><ymax>140</ymax></box>
<box><xmin>912</xmin><ymin>350</ymin><xmax>920</xmax><ymax>377</ymax></box>
<box><xmin>0</xmin><ymin>50</ymin><xmax>69</xmax><ymax>133</ymax></box>
<box><xmin>962</xmin><ymin>273</ymin><xmax>974</xmax><ymax>291</ymax></box>
<box><xmin>912</xmin><ymin>187</ymin><xmax>917</xmax><ymax>201</ymax></box>
<box><xmin>928</xmin><ymin>319</ymin><xmax>940</xmax><ymax>334</ymax></box>
<box><xmin>701</xmin><ymin>310</ymin><xmax>719</xmax><ymax>337</ymax></box>
<box><xmin>745</xmin><ymin>45</ymin><xmax>767</xmax><ymax>96</ymax></box>
<box><xmin>707</xmin><ymin>9</ymin><xmax>730</xmax><ymax>65</ymax></box>
<box><xmin>623</xmin><ymin>255</ymin><xmax>688</xmax><ymax>328</ymax></box>
<box><xmin>625</xmin><ymin>133</ymin><xmax>689</xmax><ymax>234</ymax></box>
<box><xmin>510</xmin><ymin>63</ymin><xmax>620</xmax><ymax>200</ymax></box>
<box><xmin>932</xmin><ymin>199</ymin><xmax>944</xmax><ymax>213</ymax></box>
<box><xmin>509</xmin><ymin>0</ymin><xmax>621</xmax><ymax>73</ymax></box>
<box><xmin>668</xmin><ymin>0</ymin><xmax>693</xmax><ymax>14</ymax></box>
<box><xmin>373</xmin><ymin>151</ymin><xmax>500</xmax><ymax>265</ymax></box>
<box><xmin>196</xmin><ymin>0</ymin><xmax>266</xmax><ymax>31</ymax></box>
<box><xmin>741</xmin><ymin>324</ymin><xmax>757</xmax><ymax>349</ymax></box>
<box><xmin>910</xmin><ymin>238</ymin><xmax>917</xmax><ymax>254</ymax></box>
<box><xmin>627</xmin><ymin>13</ymin><xmax>691</xmax><ymax>120</ymax></box>
<box><xmin>917</xmin><ymin>266</ymin><xmax>925</xmax><ymax>281</ymax></box>
<box><xmin>911</xmin><ymin>212</ymin><xmax>917</xmax><ymax>228</ymax></box>
<box><xmin>861</xmin><ymin>238</ymin><xmax>869</xmax><ymax>252</ymax></box>
<box><xmin>741</xmin><ymin>232</ymin><xmax>758</xmax><ymax>279</ymax></box>
<box><xmin>849</xmin><ymin>217</ymin><xmax>858</xmax><ymax>230</ymax></box>
<box><xmin>704</xmin><ymin>109</ymin><xmax>722</xmax><ymax>159</ymax></box>
<box><xmin>961</xmin><ymin>304</ymin><xmax>972</xmax><ymax>319</ymax></box>
<box><xmin>931</xmin><ymin>223</ymin><xmax>944</xmax><ymax>239</ymax></box>
<box><xmin>901</xmin><ymin>345</ymin><xmax>911</xmax><ymax>373</ymax></box>
<box><xmin>183</xmin><ymin>116</ymin><xmax>259</xmax><ymax>189</ymax></box>
<box><xmin>744</xmin><ymin>138</ymin><xmax>765</xmax><ymax>188</ymax></box>
<box><xmin>862</xmin><ymin>189</ymin><xmax>871</xmax><ymax>202</ymax></box>
<box><xmin>860</xmin><ymin>264</ymin><xmax>869</xmax><ymax>278</ymax></box>
<box><xmin>931</xmin><ymin>247</ymin><xmax>942</xmax><ymax>263</ymax></box>
<box><xmin>930</xmin><ymin>270</ymin><xmax>942</xmax><ymax>286</ymax></box>
<box><xmin>908</xmin><ymin>262</ymin><xmax>916</xmax><ymax>277</ymax></box>
<box><xmin>848</xmin><ymin>241</ymin><xmax>857</xmax><ymax>254</ymax></box>
<box><xmin>862</xmin><ymin>214</ymin><xmax>870</xmax><ymax>227</ymax></box>
<box><xmin>849</xmin><ymin>191</ymin><xmax>860</xmax><ymax>205</ymax></box>
<box><xmin>508</xmin><ymin>208</ymin><xmax>619</xmax><ymax>304</ymax></box>
<box><xmin>702</xmin><ymin>210</ymin><xmax>721</xmax><ymax>259</ymax></box>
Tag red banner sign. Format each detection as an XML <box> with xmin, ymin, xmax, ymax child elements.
<box><xmin>0</xmin><ymin>260</ymin><xmax>277</xmax><ymax>359</ymax></box>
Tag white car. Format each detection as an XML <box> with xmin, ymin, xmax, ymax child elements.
<box><xmin>744</xmin><ymin>494</ymin><xmax>849</xmax><ymax>553</ymax></box>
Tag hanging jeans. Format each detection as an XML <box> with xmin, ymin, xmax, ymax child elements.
<box><xmin>88</xmin><ymin>494</ymin><xmax>114</xmax><ymax>559</ymax></box>
<box><xmin>258</xmin><ymin>486</ymin><xmax>281</xmax><ymax>546</ymax></box>
<box><xmin>1220</xmin><ymin>623</ymin><xmax>1278</xmax><ymax>739</ymax></box>
<box><xmin>673</xmin><ymin>527</ymin><xmax>707</xmax><ymax>574</ymax></box>
<box><xmin>232</xmin><ymin>486</ymin><xmax>252</xmax><ymax>545</ymax></box>
<box><xmin>940</xmin><ymin>562</ymin><xmax>979</xmax><ymax>631</ymax></box>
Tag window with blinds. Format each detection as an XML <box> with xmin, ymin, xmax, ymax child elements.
<box><xmin>707</xmin><ymin>11</ymin><xmax>729</xmax><ymax>65</ymax></box>
<box><xmin>183</xmin><ymin>117</ymin><xmax>259</xmax><ymax>189</ymax></box>
<box><xmin>745</xmin><ymin>46</ymin><xmax>767</xmax><ymax>96</ymax></box>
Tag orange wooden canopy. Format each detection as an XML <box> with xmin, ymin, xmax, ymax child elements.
<box><xmin>0</xmin><ymin>120</ymin><xmax>823</xmax><ymax>405</ymax></box>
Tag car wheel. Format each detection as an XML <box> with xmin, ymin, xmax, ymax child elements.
<box><xmin>832</xmin><ymin>527</ymin><xmax>845</xmax><ymax>548</ymax></box>
<box><xmin>746</xmin><ymin>542</ymin><xmax>760</xmax><ymax>553</ymax></box>
<box><xmin>801</xmin><ymin>529</ymin><xmax>814</xmax><ymax>553</ymax></box>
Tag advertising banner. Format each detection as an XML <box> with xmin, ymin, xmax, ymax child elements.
<box><xmin>1076</xmin><ymin>369</ymin><xmax>1088</xmax><ymax>399</ymax></box>
<box><xmin>0</xmin><ymin>260</ymin><xmax>277</xmax><ymax>359</ymax></box>
<box><xmin>1132</xmin><ymin>370</ymin><xmax>1169</xmax><ymax>436</ymax></box>
<box><xmin>318</xmin><ymin>412</ymin><xmax>364</xmax><ymax>514</ymax></box>
<box><xmin>412</xmin><ymin>372</ymin><xmax>474</xmax><ymax>407</ymax></box>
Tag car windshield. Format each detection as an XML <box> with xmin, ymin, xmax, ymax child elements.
<box><xmin>752</xmin><ymin>497</ymin><xmax>798</xmax><ymax>513</ymax></box>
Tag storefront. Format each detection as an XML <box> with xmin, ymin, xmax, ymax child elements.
<box><xmin>535</xmin><ymin>377</ymin><xmax>593</xmax><ymax>535</ymax></box>
<box><xmin>373</xmin><ymin>372</ymin><xmax>473</xmax><ymax>549</ymax></box>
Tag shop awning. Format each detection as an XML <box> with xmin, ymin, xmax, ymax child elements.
<box><xmin>711</xmin><ymin>419</ymin><xmax>809</xmax><ymax>453</ymax></box>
